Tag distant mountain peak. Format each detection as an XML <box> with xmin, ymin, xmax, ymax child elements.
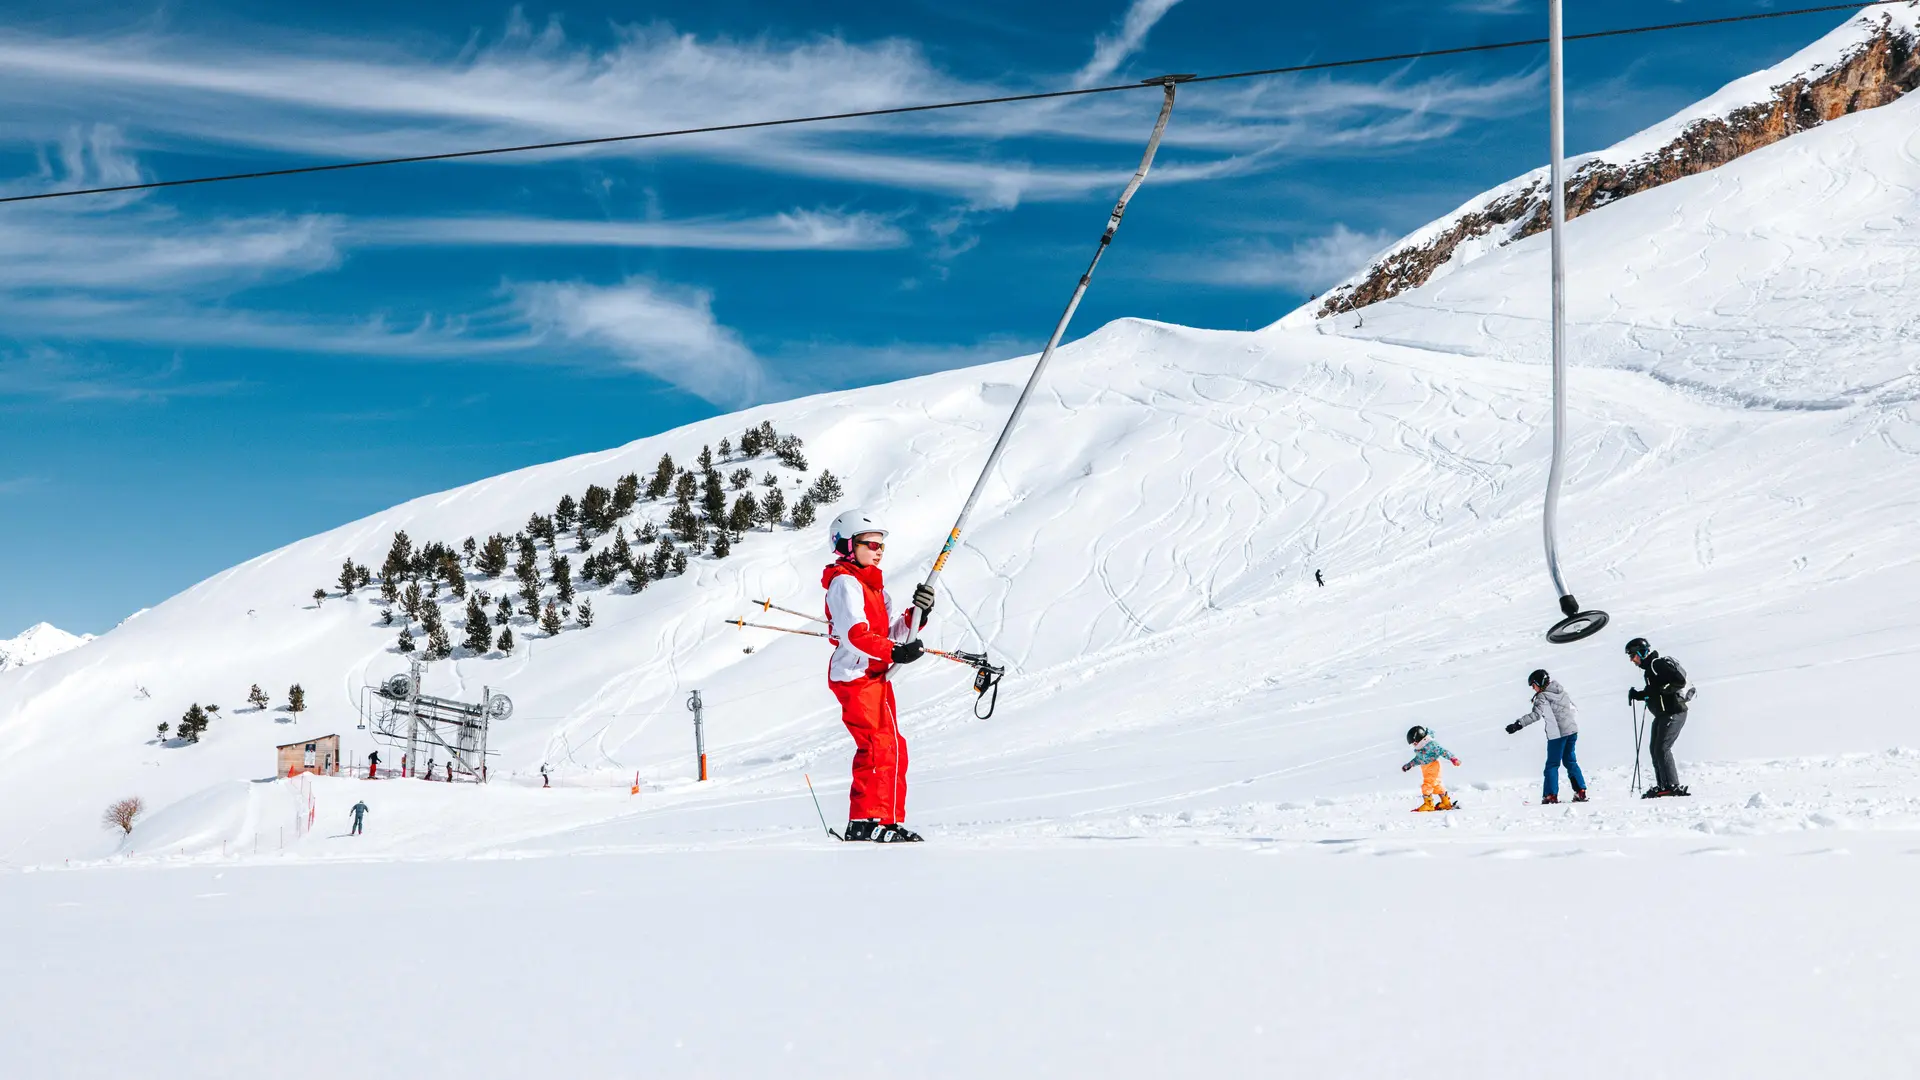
<box><xmin>0</xmin><ymin>622</ymin><xmax>95</xmax><ymax>671</ymax></box>
<box><xmin>1300</xmin><ymin>3</ymin><xmax>1920</xmax><ymax>322</ymax></box>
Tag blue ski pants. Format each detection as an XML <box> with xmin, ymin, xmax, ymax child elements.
<box><xmin>1544</xmin><ymin>734</ymin><xmax>1587</xmax><ymax>797</ymax></box>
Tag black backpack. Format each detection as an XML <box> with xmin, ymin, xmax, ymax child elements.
<box><xmin>1652</xmin><ymin>655</ymin><xmax>1695</xmax><ymax>712</ymax></box>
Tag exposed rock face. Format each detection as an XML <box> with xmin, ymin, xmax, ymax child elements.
<box><xmin>1317</xmin><ymin>14</ymin><xmax>1920</xmax><ymax>319</ymax></box>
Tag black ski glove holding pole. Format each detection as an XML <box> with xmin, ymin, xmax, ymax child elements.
<box><xmin>891</xmin><ymin>640</ymin><xmax>925</xmax><ymax>665</ymax></box>
<box><xmin>912</xmin><ymin>584</ymin><xmax>936</xmax><ymax>624</ymax></box>
<box><xmin>1628</xmin><ymin>688</ymin><xmax>1644</xmax><ymax>704</ymax></box>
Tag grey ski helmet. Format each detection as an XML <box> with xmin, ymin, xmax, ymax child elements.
<box><xmin>1624</xmin><ymin>637</ymin><xmax>1651</xmax><ymax>660</ymax></box>
<box><xmin>1406</xmin><ymin>725</ymin><xmax>1429</xmax><ymax>745</ymax></box>
<box><xmin>1528</xmin><ymin>669</ymin><xmax>1550</xmax><ymax>689</ymax></box>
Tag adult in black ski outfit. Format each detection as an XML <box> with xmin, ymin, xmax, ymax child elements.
<box><xmin>1626</xmin><ymin>637</ymin><xmax>1690</xmax><ymax>797</ymax></box>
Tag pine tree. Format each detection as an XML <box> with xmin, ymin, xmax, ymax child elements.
<box><xmin>574</xmin><ymin>522</ymin><xmax>589</xmax><ymax>551</ymax></box>
<box><xmin>402</xmin><ymin>581</ymin><xmax>424</xmax><ymax>621</ymax></box>
<box><xmin>381</xmin><ymin>608</ymin><xmax>394</xmax><ymax>625</ymax></box>
<box><xmin>729</xmin><ymin>467</ymin><xmax>753</xmax><ymax>490</ymax></box>
<box><xmin>528</xmin><ymin>513</ymin><xmax>556</xmax><ymax>547</ymax></box>
<box><xmin>313</xmin><ymin>587</ymin><xmax>327</xmax><ymax>607</ymax></box>
<box><xmin>157</xmin><ymin>721</ymin><xmax>170</xmax><ymax>742</ymax></box>
<box><xmin>518</xmin><ymin>578</ymin><xmax>541</xmax><ymax>623</ymax></box>
<box><xmin>355</xmin><ymin>564</ymin><xmax>372</xmax><ymax>590</ymax></box>
<box><xmin>757</xmin><ymin>421</ymin><xmax>778</xmax><ymax>453</ymax></box>
<box><xmin>287</xmin><ymin>685</ymin><xmax>307</xmax><ymax>722</ymax></box>
<box><xmin>427</xmin><ymin>620</ymin><xmax>452</xmax><ymax>660</ymax></box>
<box><xmin>463</xmin><ymin>595</ymin><xmax>493</xmax><ymax>654</ymax></box>
<box><xmin>180</xmin><ymin>704</ymin><xmax>208</xmax><ymax>744</ymax></box>
<box><xmin>541</xmin><ymin>601</ymin><xmax>563</xmax><ymax>636</ymax></box>
<box><xmin>674</xmin><ymin>470</ymin><xmax>698</xmax><ymax>504</ymax></box>
<box><xmin>478</xmin><ymin>535</ymin><xmax>509</xmax><ymax>577</ymax></box>
<box><xmin>702</xmin><ymin>468</ymin><xmax>727</xmax><ymax>523</ymax></box>
<box><xmin>610</xmin><ymin>529</ymin><xmax>634</xmax><ymax>573</ymax></box>
<box><xmin>555</xmin><ymin>493</ymin><xmax>578</xmax><ymax>531</ymax></box>
<box><xmin>728</xmin><ymin>492</ymin><xmax>759</xmax><ymax>535</ymax></box>
<box><xmin>582</xmin><ymin>484</ymin><xmax>612</xmax><ymax>533</ymax></box>
<box><xmin>808</xmin><ymin>470</ymin><xmax>844</xmax><ymax>503</ymax></box>
<box><xmin>651</xmin><ymin>539</ymin><xmax>674</xmax><ymax>579</ymax></box>
<box><xmin>383</xmin><ymin>531</ymin><xmax>414</xmax><ymax>582</ymax></box>
<box><xmin>248</xmin><ymin>684</ymin><xmax>269</xmax><ymax>711</ymax></box>
<box><xmin>462</xmin><ymin>537</ymin><xmax>478</xmax><ymax>565</ymax></box>
<box><xmin>496</xmin><ymin>596</ymin><xmax>513</xmax><ymax>625</ymax></box>
<box><xmin>638</xmin><ymin>521</ymin><xmax>659</xmax><ymax>544</ymax></box>
<box><xmin>441</xmin><ymin>554</ymin><xmax>467</xmax><ymax>599</ymax></box>
<box><xmin>397</xmin><ymin>625</ymin><xmax>416</xmax><ymax>653</ymax></box>
<box><xmin>497</xmin><ymin>627</ymin><xmax>515</xmax><ymax>654</ymax></box>
<box><xmin>740</xmin><ymin>425</ymin><xmax>763</xmax><ymax>457</ymax></box>
<box><xmin>792</xmin><ymin>493</ymin><xmax>817</xmax><ymax>529</ymax></box>
<box><xmin>671</xmin><ymin>550</ymin><xmax>688</xmax><ymax>575</ymax></box>
<box><xmin>379</xmin><ymin>572</ymin><xmax>399</xmax><ymax>604</ymax></box>
<box><xmin>775</xmin><ymin>435</ymin><xmax>808</xmax><ymax>471</ymax></box>
<box><xmin>338</xmin><ymin>560</ymin><xmax>359</xmax><ymax>595</ymax></box>
<box><xmin>762</xmin><ymin>486</ymin><xmax>787</xmax><ymax>528</ymax></box>
<box><xmin>628</xmin><ymin>559</ymin><xmax>651</xmax><ymax>594</ymax></box>
<box><xmin>612</xmin><ymin>473</ymin><xmax>640</xmax><ymax>519</ymax></box>
<box><xmin>577</xmin><ymin>598</ymin><xmax>595</xmax><ymax>628</ymax></box>
<box><xmin>698</xmin><ymin>444</ymin><xmax>715</xmax><ymax>473</ymax></box>
<box><xmin>647</xmin><ymin>453</ymin><xmax>676</xmax><ymax>500</ymax></box>
<box><xmin>718</xmin><ymin>437</ymin><xmax>733</xmax><ymax>460</ymax></box>
<box><xmin>551</xmin><ymin>555</ymin><xmax>574</xmax><ymax>606</ymax></box>
<box><xmin>710</xmin><ymin>529</ymin><xmax>732</xmax><ymax>559</ymax></box>
<box><xmin>762</xmin><ymin>471</ymin><xmax>779</xmax><ymax>488</ymax></box>
<box><xmin>669</xmin><ymin>496</ymin><xmax>702</xmax><ymax>542</ymax></box>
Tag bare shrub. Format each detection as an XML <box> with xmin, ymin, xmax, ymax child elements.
<box><xmin>103</xmin><ymin>797</ymin><xmax>144</xmax><ymax>835</ymax></box>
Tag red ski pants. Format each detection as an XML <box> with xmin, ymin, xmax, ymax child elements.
<box><xmin>831</xmin><ymin>675</ymin><xmax>908</xmax><ymax>824</ymax></box>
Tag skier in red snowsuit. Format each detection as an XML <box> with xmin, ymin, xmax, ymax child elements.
<box><xmin>823</xmin><ymin>509</ymin><xmax>933</xmax><ymax>843</ymax></box>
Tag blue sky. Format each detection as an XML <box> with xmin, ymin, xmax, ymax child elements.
<box><xmin>0</xmin><ymin>0</ymin><xmax>1865</xmax><ymax>635</ymax></box>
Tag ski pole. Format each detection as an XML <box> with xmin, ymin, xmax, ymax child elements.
<box><xmin>804</xmin><ymin>773</ymin><xmax>840</xmax><ymax>840</ymax></box>
<box><xmin>755</xmin><ymin>598</ymin><xmax>825</xmax><ymax>624</ymax></box>
<box><xmin>901</xmin><ymin>75</ymin><xmax>1190</xmax><ymax>654</ymax></box>
<box><xmin>727</xmin><ymin>618</ymin><xmax>828</xmax><ymax>639</ymax></box>
<box><xmin>1629</xmin><ymin>701</ymin><xmax>1644</xmax><ymax>795</ymax></box>
<box><xmin>729</xmin><ymin>618</ymin><xmax>993</xmax><ymax>674</ymax></box>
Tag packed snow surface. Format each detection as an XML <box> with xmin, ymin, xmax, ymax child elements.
<box><xmin>7</xmin><ymin>41</ymin><xmax>1920</xmax><ymax>1080</ymax></box>
<box><xmin>0</xmin><ymin>621</ymin><xmax>92</xmax><ymax>671</ymax></box>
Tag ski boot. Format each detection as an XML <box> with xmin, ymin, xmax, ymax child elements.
<box><xmin>1642</xmin><ymin>786</ymin><xmax>1679</xmax><ymax>799</ymax></box>
<box><xmin>1572</xmin><ymin>789</ymin><xmax>1589</xmax><ymax>803</ymax></box>
<box><xmin>1668</xmin><ymin>786</ymin><xmax>1691</xmax><ymax>797</ymax></box>
<box><xmin>873</xmin><ymin>823</ymin><xmax>924</xmax><ymax>843</ymax></box>
<box><xmin>1540</xmin><ymin>794</ymin><xmax>1560</xmax><ymax>805</ymax></box>
<box><xmin>843</xmin><ymin>819</ymin><xmax>879</xmax><ymax>842</ymax></box>
<box><xmin>1434</xmin><ymin>793</ymin><xmax>1457</xmax><ymax>811</ymax></box>
<box><xmin>1412</xmin><ymin>795</ymin><xmax>1436</xmax><ymax>812</ymax></box>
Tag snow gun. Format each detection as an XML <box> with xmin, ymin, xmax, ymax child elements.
<box><xmin>726</xmin><ymin>616</ymin><xmax>1006</xmax><ymax>719</ymax></box>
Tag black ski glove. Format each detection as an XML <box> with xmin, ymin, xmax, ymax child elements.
<box><xmin>1504</xmin><ymin>721</ymin><xmax>1523</xmax><ymax>734</ymax></box>
<box><xmin>891</xmin><ymin>640</ymin><xmax>925</xmax><ymax>665</ymax></box>
<box><xmin>1628</xmin><ymin>688</ymin><xmax>1644</xmax><ymax>703</ymax></box>
<box><xmin>912</xmin><ymin>584</ymin><xmax>936</xmax><ymax>623</ymax></box>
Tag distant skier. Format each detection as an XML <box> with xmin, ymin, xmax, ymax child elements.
<box><xmin>540</xmin><ymin>763</ymin><xmax>551</xmax><ymax>789</ymax></box>
<box><xmin>1402</xmin><ymin>726</ymin><xmax>1460</xmax><ymax>812</ymax></box>
<box><xmin>349</xmin><ymin>800</ymin><xmax>368</xmax><ymax>836</ymax></box>
<box><xmin>822</xmin><ymin>509</ymin><xmax>931</xmax><ymax>843</ymax></box>
<box><xmin>444</xmin><ymin>761</ymin><xmax>453</xmax><ymax>783</ymax></box>
<box><xmin>1626</xmin><ymin>637</ymin><xmax>1692</xmax><ymax>797</ymax></box>
<box><xmin>366</xmin><ymin>750</ymin><xmax>380</xmax><ymax>780</ymax></box>
<box><xmin>1505</xmin><ymin>669</ymin><xmax>1587</xmax><ymax>803</ymax></box>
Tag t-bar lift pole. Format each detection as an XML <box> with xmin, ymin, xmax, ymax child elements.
<box><xmin>1543</xmin><ymin>0</ymin><xmax>1609</xmax><ymax>644</ymax></box>
<box><xmin>904</xmin><ymin>74</ymin><xmax>1192</xmax><ymax>642</ymax></box>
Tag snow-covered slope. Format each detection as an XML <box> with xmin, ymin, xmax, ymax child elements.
<box><xmin>1305</xmin><ymin>2</ymin><xmax>1920</xmax><ymax>318</ymax></box>
<box><xmin>0</xmin><ymin>622</ymin><xmax>92</xmax><ymax>672</ymax></box>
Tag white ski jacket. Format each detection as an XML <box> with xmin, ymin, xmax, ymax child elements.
<box><xmin>824</xmin><ymin>573</ymin><xmax>912</xmax><ymax>683</ymax></box>
<box><xmin>1513</xmin><ymin>680</ymin><xmax>1579</xmax><ymax>739</ymax></box>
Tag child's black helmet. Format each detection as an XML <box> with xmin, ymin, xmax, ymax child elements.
<box><xmin>1624</xmin><ymin>637</ymin><xmax>1651</xmax><ymax>659</ymax></box>
<box><xmin>1406</xmin><ymin>725</ymin><xmax>1428</xmax><ymax>745</ymax></box>
<box><xmin>1528</xmin><ymin>669</ymin><xmax>1550</xmax><ymax>689</ymax></box>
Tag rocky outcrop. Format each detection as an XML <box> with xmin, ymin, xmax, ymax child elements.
<box><xmin>1317</xmin><ymin>12</ymin><xmax>1920</xmax><ymax>319</ymax></box>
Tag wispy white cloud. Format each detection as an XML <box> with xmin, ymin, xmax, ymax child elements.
<box><xmin>1076</xmin><ymin>0</ymin><xmax>1187</xmax><ymax>87</ymax></box>
<box><xmin>0</xmin><ymin>346</ymin><xmax>243</xmax><ymax>402</ymax></box>
<box><xmin>1163</xmin><ymin>224</ymin><xmax>1396</xmax><ymax>291</ymax></box>
<box><xmin>352</xmin><ymin>209</ymin><xmax>907</xmax><ymax>251</ymax></box>
<box><xmin>512</xmin><ymin>278</ymin><xmax>767</xmax><ymax>406</ymax></box>
<box><xmin>1452</xmin><ymin>0</ymin><xmax>1530</xmax><ymax>14</ymax></box>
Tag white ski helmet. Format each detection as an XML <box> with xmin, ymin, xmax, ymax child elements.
<box><xmin>829</xmin><ymin>508</ymin><xmax>887</xmax><ymax>556</ymax></box>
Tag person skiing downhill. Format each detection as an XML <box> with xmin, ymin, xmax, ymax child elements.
<box><xmin>822</xmin><ymin>509</ymin><xmax>935</xmax><ymax>843</ymax></box>
<box><xmin>349</xmin><ymin>800</ymin><xmax>368</xmax><ymax>836</ymax></box>
<box><xmin>1505</xmin><ymin>669</ymin><xmax>1587</xmax><ymax>803</ymax></box>
<box><xmin>366</xmin><ymin>750</ymin><xmax>380</xmax><ymax>779</ymax></box>
<box><xmin>1626</xmin><ymin>637</ymin><xmax>1692</xmax><ymax>797</ymax></box>
<box><xmin>1315</xmin><ymin>569</ymin><xmax>1325</xmax><ymax>587</ymax></box>
<box><xmin>1402</xmin><ymin>726</ymin><xmax>1461</xmax><ymax>811</ymax></box>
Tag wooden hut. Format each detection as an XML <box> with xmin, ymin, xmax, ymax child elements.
<box><xmin>277</xmin><ymin>734</ymin><xmax>341</xmax><ymax>778</ymax></box>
